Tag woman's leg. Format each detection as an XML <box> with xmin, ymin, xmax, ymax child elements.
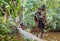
<box><xmin>40</xmin><ymin>28</ymin><xmax>44</xmax><ymax>39</ymax></box>
<box><xmin>37</xmin><ymin>28</ymin><xmax>40</xmax><ymax>37</ymax></box>
<box><xmin>40</xmin><ymin>22</ymin><xmax>44</xmax><ymax>39</ymax></box>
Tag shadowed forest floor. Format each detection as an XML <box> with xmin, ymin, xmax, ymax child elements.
<box><xmin>15</xmin><ymin>32</ymin><xmax>60</xmax><ymax>41</ymax></box>
<box><xmin>1</xmin><ymin>32</ymin><xmax>59</xmax><ymax>41</ymax></box>
<box><xmin>42</xmin><ymin>32</ymin><xmax>60</xmax><ymax>41</ymax></box>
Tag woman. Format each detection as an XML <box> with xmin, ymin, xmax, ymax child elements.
<box><xmin>34</xmin><ymin>5</ymin><xmax>47</xmax><ymax>39</ymax></box>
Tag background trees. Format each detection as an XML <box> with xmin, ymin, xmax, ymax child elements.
<box><xmin>23</xmin><ymin>0</ymin><xmax>60</xmax><ymax>30</ymax></box>
<box><xmin>0</xmin><ymin>0</ymin><xmax>60</xmax><ymax>33</ymax></box>
<box><xmin>0</xmin><ymin>0</ymin><xmax>60</xmax><ymax>41</ymax></box>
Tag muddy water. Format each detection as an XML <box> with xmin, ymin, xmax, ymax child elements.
<box><xmin>42</xmin><ymin>32</ymin><xmax>60</xmax><ymax>41</ymax></box>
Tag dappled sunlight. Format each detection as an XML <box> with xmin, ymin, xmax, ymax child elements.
<box><xmin>0</xmin><ymin>0</ymin><xmax>60</xmax><ymax>41</ymax></box>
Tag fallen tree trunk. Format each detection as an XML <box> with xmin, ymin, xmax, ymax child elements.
<box><xmin>17</xmin><ymin>27</ymin><xmax>46</xmax><ymax>41</ymax></box>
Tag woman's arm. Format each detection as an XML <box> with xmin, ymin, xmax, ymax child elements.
<box><xmin>34</xmin><ymin>13</ymin><xmax>38</xmax><ymax>22</ymax></box>
<box><xmin>43</xmin><ymin>10</ymin><xmax>47</xmax><ymax>27</ymax></box>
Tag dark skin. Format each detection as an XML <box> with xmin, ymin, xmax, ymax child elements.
<box><xmin>34</xmin><ymin>7</ymin><xmax>47</xmax><ymax>39</ymax></box>
<box><xmin>37</xmin><ymin>8</ymin><xmax>44</xmax><ymax>38</ymax></box>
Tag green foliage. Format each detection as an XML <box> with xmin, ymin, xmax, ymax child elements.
<box><xmin>0</xmin><ymin>0</ymin><xmax>60</xmax><ymax>41</ymax></box>
<box><xmin>23</xmin><ymin>0</ymin><xmax>60</xmax><ymax>30</ymax></box>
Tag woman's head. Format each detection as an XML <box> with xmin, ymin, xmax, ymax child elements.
<box><xmin>37</xmin><ymin>8</ymin><xmax>42</xmax><ymax>13</ymax></box>
<box><xmin>41</xmin><ymin>5</ymin><xmax>45</xmax><ymax>11</ymax></box>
